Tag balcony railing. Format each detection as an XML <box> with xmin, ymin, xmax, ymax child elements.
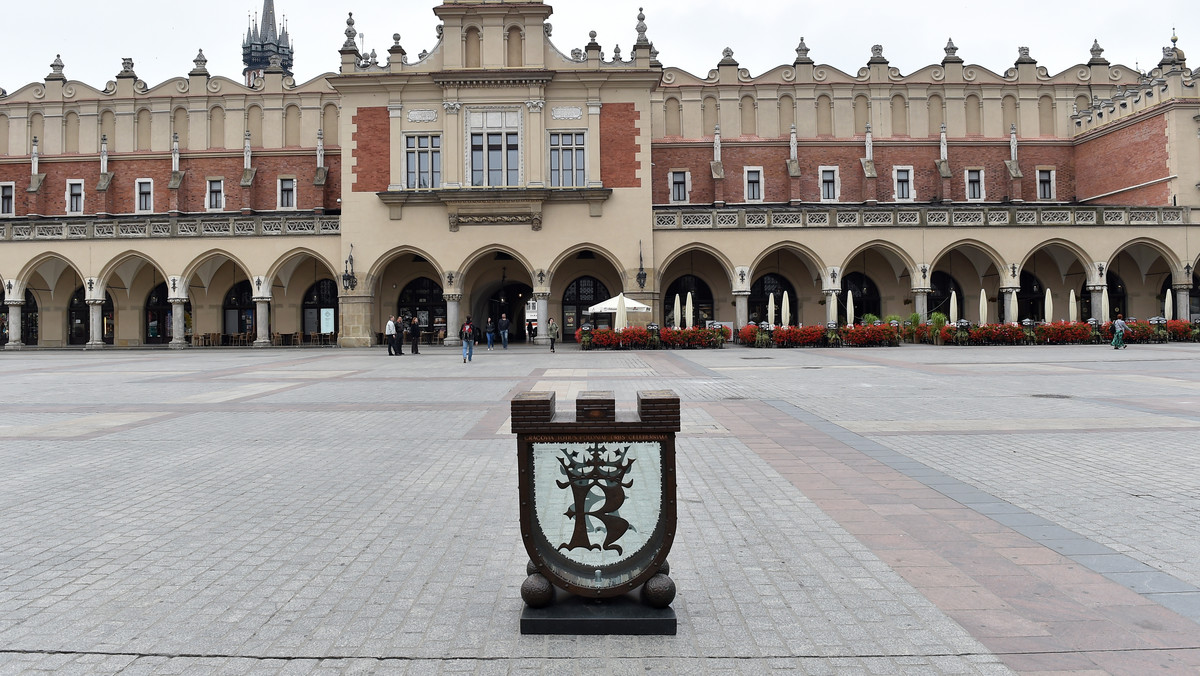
<box><xmin>0</xmin><ymin>214</ymin><xmax>341</xmax><ymax>242</ymax></box>
<box><xmin>652</xmin><ymin>205</ymin><xmax>1190</xmax><ymax>229</ymax></box>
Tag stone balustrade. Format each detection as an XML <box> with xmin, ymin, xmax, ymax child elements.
<box><xmin>0</xmin><ymin>215</ymin><xmax>341</xmax><ymax>242</ymax></box>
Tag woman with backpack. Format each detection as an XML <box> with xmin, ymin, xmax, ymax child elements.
<box><xmin>460</xmin><ymin>316</ymin><xmax>477</xmax><ymax>362</ymax></box>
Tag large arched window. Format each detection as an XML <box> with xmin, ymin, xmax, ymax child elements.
<box><xmin>563</xmin><ymin>275</ymin><xmax>609</xmax><ymax>337</ymax></box>
<box><xmin>69</xmin><ymin>287</ymin><xmax>114</xmax><ymax>345</ymax></box>
<box><xmin>0</xmin><ymin>289</ymin><xmax>38</xmax><ymax>346</ymax></box>
<box><xmin>396</xmin><ymin>277</ymin><xmax>446</xmax><ymax>335</ymax></box>
<box><xmin>929</xmin><ymin>270</ymin><xmax>964</xmax><ymax>321</ymax></box>
<box><xmin>841</xmin><ymin>272</ymin><xmax>880</xmax><ymax>324</ymax></box>
<box><xmin>145</xmin><ymin>281</ymin><xmax>191</xmax><ymax>345</ymax></box>
<box><xmin>223</xmin><ymin>280</ymin><xmax>255</xmax><ymax>339</ymax></box>
<box><xmin>749</xmin><ymin>273</ymin><xmax>797</xmax><ymax>326</ymax></box>
<box><xmin>302</xmin><ymin>279</ymin><xmax>339</xmax><ymax>336</ymax></box>
<box><xmin>663</xmin><ymin>274</ymin><xmax>714</xmax><ymax>328</ymax></box>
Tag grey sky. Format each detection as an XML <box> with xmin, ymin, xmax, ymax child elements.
<box><xmin>0</xmin><ymin>1</ymin><xmax>1189</xmax><ymax>93</ymax></box>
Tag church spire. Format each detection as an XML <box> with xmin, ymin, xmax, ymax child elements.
<box><xmin>243</xmin><ymin>0</ymin><xmax>293</xmax><ymax>85</ymax></box>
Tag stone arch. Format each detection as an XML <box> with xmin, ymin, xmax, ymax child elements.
<box><xmin>505</xmin><ymin>25</ymin><xmax>524</xmax><ymax>67</ymax></box>
<box><xmin>664</xmin><ymin>97</ymin><xmax>682</xmax><ymax>137</ymax></box>
<box><xmin>927</xmin><ymin>93</ymin><xmax>944</xmax><ymax>136</ymax></box>
<box><xmin>658</xmin><ymin>243</ymin><xmax>735</xmax><ymax>292</ymax></box>
<box><xmin>547</xmin><ymin>242</ymin><xmax>627</xmax><ymax>291</ymax></box>
<box><xmin>929</xmin><ymin>239</ymin><xmax>1007</xmax><ymax>280</ymax></box>
<box><xmin>964</xmin><ymin>93</ymin><xmax>982</xmax><ymax>135</ymax></box>
<box><xmin>100</xmin><ymin>110</ymin><xmax>116</xmax><ymax>147</ymax></box>
<box><xmin>180</xmin><ymin>249</ymin><xmax>254</xmax><ymax>293</ymax></box>
<box><xmin>322</xmin><ymin>104</ymin><xmax>340</xmax><ymax>146</ymax></box>
<box><xmin>853</xmin><ymin>94</ymin><xmax>870</xmax><ymax>134</ymax></box>
<box><xmin>890</xmin><ymin>94</ymin><xmax>908</xmax><ymax>136</ymax></box>
<box><xmin>29</xmin><ymin>112</ymin><xmax>44</xmax><ymax>152</ymax></box>
<box><xmin>17</xmin><ymin>251</ymin><xmax>86</xmax><ymax>293</ymax></box>
<box><xmin>209</xmin><ymin>106</ymin><xmax>226</xmax><ymax>149</ymax></box>
<box><xmin>1103</xmin><ymin>237</ymin><xmax>1181</xmax><ymax>275</ymax></box>
<box><xmin>284</xmin><ymin>104</ymin><xmax>302</xmax><ymax>147</ymax></box>
<box><xmin>457</xmin><ymin>245</ymin><xmax>534</xmax><ymax>284</ymax></box>
<box><xmin>245</xmin><ymin>104</ymin><xmax>264</xmax><ymax>146</ymax></box>
<box><xmin>464</xmin><ymin>26</ymin><xmax>483</xmax><ymax>68</ymax></box>
<box><xmin>750</xmin><ymin>241</ymin><xmax>828</xmax><ymax>282</ymax></box>
<box><xmin>702</xmin><ymin>96</ymin><xmax>718</xmax><ymax>135</ymax></box>
<box><xmin>173</xmin><ymin>106</ymin><xmax>189</xmax><ymax>147</ymax></box>
<box><xmin>778</xmin><ymin>95</ymin><xmax>794</xmax><ymax>137</ymax></box>
<box><xmin>1038</xmin><ymin>95</ymin><xmax>1055</xmax><ymax>136</ymax></box>
<box><xmin>265</xmin><ymin>247</ymin><xmax>340</xmax><ymax>286</ymax></box>
<box><xmin>840</xmin><ymin>240</ymin><xmax>919</xmax><ymax>282</ymax></box>
<box><xmin>1017</xmin><ymin>238</ymin><xmax>1095</xmax><ymax>277</ymax></box>
<box><xmin>928</xmin><ymin>240</ymin><xmax>1008</xmax><ymax>323</ymax></box>
<box><xmin>136</xmin><ymin>108</ymin><xmax>152</xmax><ymax>151</ymax></box>
<box><xmin>63</xmin><ymin>111</ymin><xmax>80</xmax><ymax>153</ymax></box>
<box><xmin>740</xmin><ymin>95</ymin><xmax>756</xmax><ymax>136</ymax></box>
<box><xmin>815</xmin><ymin>94</ymin><xmax>833</xmax><ymax>136</ymax></box>
<box><xmin>96</xmin><ymin>250</ymin><xmax>170</xmax><ymax>297</ymax></box>
<box><xmin>365</xmin><ymin>245</ymin><xmax>446</xmax><ymax>291</ymax></box>
<box><xmin>750</xmin><ymin>243</ymin><xmax>828</xmax><ymax>327</ymax></box>
<box><xmin>1001</xmin><ymin>94</ymin><xmax>1018</xmax><ymax>134</ymax></box>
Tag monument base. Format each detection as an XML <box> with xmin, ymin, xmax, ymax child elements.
<box><xmin>520</xmin><ymin>588</ymin><xmax>676</xmax><ymax>635</ymax></box>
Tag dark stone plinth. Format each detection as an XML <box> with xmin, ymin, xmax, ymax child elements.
<box><xmin>520</xmin><ymin>588</ymin><xmax>676</xmax><ymax>635</ymax></box>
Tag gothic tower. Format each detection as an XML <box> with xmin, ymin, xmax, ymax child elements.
<box><xmin>243</xmin><ymin>0</ymin><xmax>293</xmax><ymax>85</ymax></box>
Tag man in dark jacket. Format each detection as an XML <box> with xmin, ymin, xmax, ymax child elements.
<box><xmin>497</xmin><ymin>313</ymin><xmax>510</xmax><ymax>349</ymax></box>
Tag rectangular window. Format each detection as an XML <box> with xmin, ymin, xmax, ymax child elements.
<box><xmin>0</xmin><ymin>183</ymin><xmax>13</xmax><ymax>216</ymax></box>
<box><xmin>66</xmin><ymin>181</ymin><xmax>84</xmax><ymax>214</ymax></box>
<box><xmin>548</xmin><ymin>132</ymin><xmax>586</xmax><ymax>187</ymax></box>
<box><xmin>744</xmin><ymin>167</ymin><xmax>762</xmax><ymax>202</ymax></box>
<box><xmin>894</xmin><ymin>167</ymin><xmax>913</xmax><ymax>201</ymax></box>
<box><xmin>405</xmin><ymin>135</ymin><xmax>442</xmax><ymax>189</ymax></box>
<box><xmin>136</xmin><ymin>180</ymin><xmax>153</xmax><ymax>212</ymax></box>
<box><xmin>966</xmin><ymin>169</ymin><xmax>983</xmax><ymax>201</ymax></box>
<box><xmin>468</xmin><ymin>109</ymin><xmax>521</xmax><ymax>187</ymax></box>
<box><xmin>278</xmin><ymin>178</ymin><xmax>296</xmax><ymax>209</ymax></box>
<box><xmin>207</xmin><ymin>180</ymin><xmax>224</xmax><ymax>210</ymax></box>
<box><xmin>669</xmin><ymin>171</ymin><xmax>689</xmax><ymax>203</ymax></box>
<box><xmin>1038</xmin><ymin>169</ymin><xmax>1055</xmax><ymax>200</ymax></box>
<box><xmin>820</xmin><ymin>167</ymin><xmax>839</xmax><ymax>201</ymax></box>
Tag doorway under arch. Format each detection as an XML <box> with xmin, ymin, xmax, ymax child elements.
<box><xmin>302</xmin><ymin>279</ymin><xmax>339</xmax><ymax>337</ymax></box>
<box><xmin>841</xmin><ymin>272</ymin><xmax>880</xmax><ymax>324</ymax></box>
<box><xmin>563</xmin><ymin>275</ymin><xmax>610</xmax><ymax>337</ymax></box>
<box><xmin>396</xmin><ymin>276</ymin><xmax>447</xmax><ymax>340</ymax></box>
<box><xmin>223</xmin><ymin>280</ymin><xmax>256</xmax><ymax>341</ymax></box>
<box><xmin>663</xmin><ymin>274</ymin><xmax>714</xmax><ymax>328</ymax></box>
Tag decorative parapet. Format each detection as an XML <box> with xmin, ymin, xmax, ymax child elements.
<box><xmin>1072</xmin><ymin>70</ymin><xmax>1197</xmax><ymax>137</ymax></box>
<box><xmin>0</xmin><ymin>215</ymin><xmax>340</xmax><ymax>242</ymax></box>
<box><xmin>652</xmin><ymin>205</ymin><xmax>1190</xmax><ymax>229</ymax></box>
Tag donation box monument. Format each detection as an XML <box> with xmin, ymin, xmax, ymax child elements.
<box><xmin>511</xmin><ymin>390</ymin><xmax>680</xmax><ymax>635</ymax></box>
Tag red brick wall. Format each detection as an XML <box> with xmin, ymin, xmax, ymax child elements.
<box><xmin>651</xmin><ymin>142</ymin><xmax>1078</xmax><ymax>204</ymax></box>
<box><xmin>600</xmin><ymin>103</ymin><xmax>641</xmax><ymax>188</ymax></box>
<box><xmin>351</xmin><ymin>107</ymin><xmax>390</xmax><ymax>193</ymax></box>
<box><xmin>1074</xmin><ymin>114</ymin><xmax>1169</xmax><ymax>205</ymax></box>
<box><xmin>0</xmin><ymin>152</ymin><xmax>339</xmax><ymax>217</ymax></box>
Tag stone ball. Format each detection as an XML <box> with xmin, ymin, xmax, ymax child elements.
<box><xmin>641</xmin><ymin>574</ymin><xmax>675</xmax><ymax>609</ymax></box>
<box><xmin>521</xmin><ymin>574</ymin><xmax>554</xmax><ymax>608</ymax></box>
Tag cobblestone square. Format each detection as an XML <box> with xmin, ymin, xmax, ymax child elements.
<box><xmin>2</xmin><ymin>343</ymin><xmax>1199</xmax><ymax>674</ymax></box>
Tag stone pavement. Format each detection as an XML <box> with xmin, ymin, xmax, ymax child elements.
<box><xmin>1</xmin><ymin>341</ymin><xmax>1199</xmax><ymax>674</ymax></box>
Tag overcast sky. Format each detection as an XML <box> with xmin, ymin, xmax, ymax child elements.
<box><xmin>0</xmin><ymin>1</ymin><xmax>1189</xmax><ymax>92</ymax></box>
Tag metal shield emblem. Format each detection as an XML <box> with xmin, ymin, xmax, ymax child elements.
<box><xmin>520</xmin><ymin>434</ymin><xmax>676</xmax><ymax>597</ymax></box>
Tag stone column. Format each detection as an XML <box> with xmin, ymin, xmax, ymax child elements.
<box><xmin>586</xmin><ymin>101</ymin><xmax>603</xmax><ymax>187</ymax></box>
<box><xmin>1174</xmin><ymin>284</ymin><xmax>1191</xmax><ymax>321</ymax></box>
<box><xmin>87</xmin><ymin>300</ymin><xmax>105</xmax><ymax>348</ymax></box>
<box><xmin>534</xmin><ymin>292</ymin><xmax>549</xmax><ymax>345</ymax></box>
<box><xmin>1087</xmin><ymin>285</ymin><xmax>1105</xmax><ymax>321</ymax></box>
<box><xmin>253</xmin><ymin>299</ymin><xmax>271</xmax><ymax>347</ymax></box>
<box><xmin>336</xmin><ymin>294</ymin><xmax>374</xmax><ymax>348</ymax></box>
<box><xmin>733</xmin><ymin>291</ymin><xmax>749</xmax><ymax>329</ymax></box>
<box><xmin>169</xmin><ymin>299</ymin><xmax>188</xmax><ymax>349</ymax></box>
<box><xmin>5</xmin><ymin>302</ymin><xmax>23</xmax><ymax>350</ymax></box>
<box><xmin>444</xmin><ymin>293</ymin><xmax>462</xmax><ymax>346</ymax></box>
<box><xmin>823</xmin><ymin>289</ymin><xmax>840</xmax><ymax>326</ymax></box>
<box><xmin>913</xmin><ymin>288</ymin><xmax>931</xmax><ymax>322</ymax></box>
<box><xmin>998</xmin><ymin>287</ymin><xmax>1019</xmax><ymax>323</ymax></box>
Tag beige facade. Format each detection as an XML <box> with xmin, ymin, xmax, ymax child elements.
<box><xmin>2</xmin><ymin>1</ymin><xmax>1198</xmax><ymax>350</ymax></box>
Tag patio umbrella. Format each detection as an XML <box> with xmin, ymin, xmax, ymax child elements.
<box><xmin>615</xmin><ymin>293</ymin><xmax>627</xmax><ymax>331</ymax></box>
<box><xmin>1044</xmin><ymin>288</ymin><xmax>1053</xmax><ymax>323</ymax></box>
<box><xmin>685</xmin><ymin>292</ymin><xmax>694</xmax><ymax>329</ymax></box>
<box><xmin>1166</xmin><ymin>289</ymin><xmax>1174</xmax><ymax>321</ymax></box>
<box><xmin>979</xmin><ymin>288</ymin><xmax>987</xmax><ymax>325</ymax></box>
<box><xmin>949</xmin><ymin>290</ymin><xmax>958</xmax><ymax>325</ymax></box>
<box><xmin>1102</xmin><ymin>287</ymin><xmax>1110</xmax><ymax>321</ymax></box>
<box><xmin>767</xmin><ymin>292</ymin><xmax>776</xmax><ymax>328</ymax></box>
<box><xmin>1008</xmin><ymin>290</ymin><xmax>1018</xmax><ymax>325</ymax></box>
<box><xmin>587</xmin><ymin>295</ymin><xmax>652</xmax><ymax>314</ymax></box>
<box><xmin>846</xmin><ymin>292</ymin><xmax>855</xmax><ymax>326</ymax></box>
<box><xmin>782</xmin><ymin>291</ymin><xmax>791</xmax><ymax>327</ymax></box>
<box><xmin>673</xmin><ymin>294</ymin><xmax>681</xmax><ymax>328</ymax></box>
<box><xmin>1068</xmin><ymin>289</ymin><xmax>1078</xmax><ymax>323</ymax></box>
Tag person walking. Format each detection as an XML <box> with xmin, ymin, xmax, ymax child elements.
<box><xmin>485</xmin><ymin>317</ymin><xmax>496</xmax><ymax>351</ymax></box>
<box><xmin>409</xmin><ymin>316</ymin><xmax>421</xmax><ymax>354</ymax></box>
<box><xmin>1111</xmin><ymin>314</ymin><xmax>1130</xmax><ymax>350</ymax></box>
<box><xmin>460</xmin><ymin>315</ymin><xmax>477</xmax><ymax>362</ymax></box>
<box><xmin>497</xmin><ymin>313</ymin><xmax>510</xmax><ymax>349</ymax></box>
<box><xmin>547</xmin><ymin>318</ymin><xmax>560</xmax><ymax>353</ymax></box>
<box><xmin>385</xmin><ymin>315</ymin><xmax>397</xmax><ymax>356</ymax></box>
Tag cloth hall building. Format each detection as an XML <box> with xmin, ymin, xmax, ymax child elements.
<box><xmin>1</xmin><ymin>0</ymin><xmax>1198</xmax><ymax>349</ymax></box>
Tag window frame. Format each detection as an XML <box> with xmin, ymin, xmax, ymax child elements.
<box><xmin>743</xmin><ymin>166</ymin><xmax>764</xmax><ymax>203</ymax></box>
<box><xmin>819</xmin><ymin>166</ymin><xmax>840</xmax><ymax>203</ymax></box>
<box><xmin>547</xmin><ymin>130</ymin><xmax>586</xmax><ymax>188</ymax></box>
<box><xmin>466</xmin><ymin>108</ymin><xmax>523</xmax><ymax>188</ymax></box>
<box><xmin>277</xmin><ymin>177</ymin><xmax>297</xmax><ymax>210</ymax></box>
<box><xmin>135</xmin><ymin>179</ymin><xmax>154</xmax><ymax>214</ymax></box>
<box><xmin>66</xmin><ymin>180</ymin><xmax>85</xmax><ymax>215</ymax></box>
<box><xmin>405</xmin><ymin>134</ymin><xmax>442</xmax><ymax>190</ymax></box>
<box><xmin>0</xmin><ymin>182</ymin><xmax>14</xmax><ymax>217</ymax></box>
<box><xmin>892</xmin><ymin>166</ymin><xmax>915</xmax><ymax>202</ymax></box>
<box><xmin>1037</xmin><ymin>168</ymin><xmax>1057</xmax><ymax>201</ymax></box>
<box><xmin>206</xmin><ymin>179</ymin><xmax>225</xmax><ymax>212</ymax></box>
<box><xmin>668</xmin><ymin>170</ymin><xmax>691</xmax><ymax>204</ymax></box>
<box><xmin>965</xmin><ymin>168</ymin><xmax>985</xmax><ymax>202</ymax></box>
